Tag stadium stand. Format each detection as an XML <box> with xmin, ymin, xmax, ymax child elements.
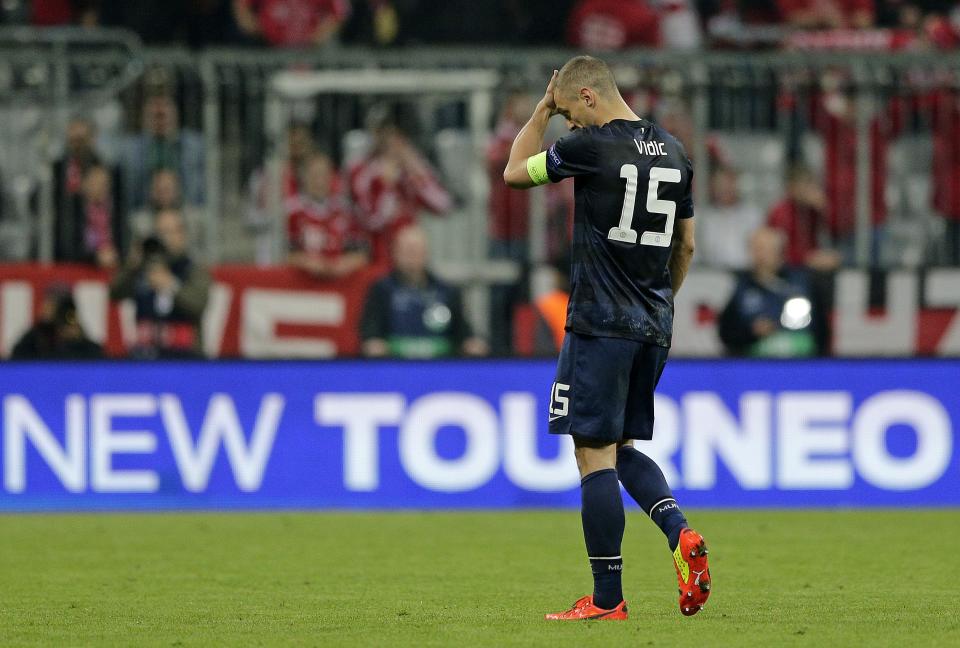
<box><xmin>1</xmin><ymin>2</ymin><xmax>960</xmax><ymax>358</ymax></box>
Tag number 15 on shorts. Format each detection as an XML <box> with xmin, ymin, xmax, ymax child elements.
<box><xmin>549</xmin><ymin>382</ymin><xmax>570</xmax><ymax>421</ymax></box>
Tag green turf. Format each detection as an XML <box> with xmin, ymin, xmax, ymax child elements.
<box><xmin>1</xmin><ymin>510</ymin><xmax>957</xmax><ymax>647</ymax></box>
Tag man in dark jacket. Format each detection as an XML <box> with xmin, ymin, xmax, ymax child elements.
<box><xmin>110</xmin><ymin>208</ymin><xmax>210</xmax><ymax>359</ymax></box>
<box><xmin>718</xmin><ymin>227</ymin><xmax>818</xmax><ymax>357</ymax></box>
<box><xmin>51</xmin><ymin>116</ymin><xmax>124</xmax><ymax>230</ymax></box>
<box><xmin>55</xmin><ymin>164</ymin><xmax>125</xmax><ymax>268</ymax></box>
<box><xmin>360</xmin><ymin>225</ymin><xmax>487</xmax><ymax>359</ymax></box>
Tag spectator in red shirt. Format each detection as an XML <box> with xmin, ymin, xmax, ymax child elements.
<box><xmin>566</xmin><ymin>0</ymin><xmax>661</xmax><ymax>50</ymax></box>
<box><xmin>52</xmin><ymin>116</ymin><xmax>123</xmax><ymax>232</ymax></box>
<box><xmin>257</xmin><ymin>124</ymin><xmax>314</xmax><ymax>197</ymax></box>
<box><xmin>348</xmin><ymin>121</ymin><xmax>451</xmax><ymax>266</ymax></box>
<box><xmin>924</xmin><ymin>9</ymin><xmax>960</xmax><ymax>49</ymax></box>
<box><xmin>777</xmin><ymin>0</ymin><xmax>876</xmax><ymax>28</ymax></box>
<box><xmin>767</xmin><ymin>165</ymin><xmax>841</xmax><ymax>270</ymax></box>
<box><xmin>247</xmin><ymin>122</ymin><xmax>316</xmax><ymax>264</ymax></box>
<box><xmin>272</xmin><ymin>121</ymin><xmax>317</xmax><ymax>199</ymax></box>
<box><xmin>55</xmin><ymin>164</ymin><xmax>124</xmax><ymax>269</ymax></box>
<box><xmin>487</xmin><ymin>92</ymin><xmax>576</xmax><ymax>266</ymax></box>
<box><xmin>487</xmin><ymin>91</ymin><xmax>541</xmax><ymax>354</ymax></box>
<box><xmin>233</xmin><ymin>0</ymin><xmax>350</xmax><ymax>47</ymax></box>
<box><xmin>815</xmin><ymin>84</ymin><xmax>893</xmax><ymax>264</ymax></box>
<box><xmin>32</xmin><ymin>0</ymin><xmax>99</xmax><ymax>26</ymax></box>
<box><xmin>487</xmin><ymin>92</ymin><xmax>536</xmax><ymax>261</ymax></box>
<box><xmin>287</xmin><ymin>154</ymin><xmax>369</xmax><ymax>278</ymax></box>
<box><xmin>931</xmin><ymin>87</ymin><xmax>960</xmax><ymax>264</ymax></box>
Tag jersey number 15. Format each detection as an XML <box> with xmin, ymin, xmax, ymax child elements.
<box><xmin>608</xmin><ymin>165</ymin><xmax>681</xmax><ymax>247</ymax></box>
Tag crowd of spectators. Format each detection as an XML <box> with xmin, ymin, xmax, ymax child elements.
<box><xmin>42</xmin><ymin>94</ymin><xmax>213</xmax><ymax>359</ymax></box>
<box><xmin>4</xmin><ymin>1</ymin><xmax>960</xmax><ymax>360</ymax></box>
<box><xmin>13</xmin><ymin>73</ymin><xmax>960</xmax><ymax>360</ymax></box>
<box><xmin>4</xmin><ymin>1</ymin><xmax>959</xmax><ymax>51</ymax></box>
<box><xmin>49</xmin><ymin>88</ymin><xmax>207</xmax><ymax>270</ymax></box>
<box><xmin>36</xmin><ymin>84</ymin><xmax>212</xmax><ymax>359</ymax></box>
<box><xmin>33</xmin><ymin>82</ymin><xmax>481</xmax><ymax>360</ymax></box>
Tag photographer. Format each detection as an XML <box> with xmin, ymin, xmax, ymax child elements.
<box><xmin>360</xmin><ymin>225</ymin><xmax>487</xmax><ymax>359</ymax></box>
<box><xmin>110</xmin><ymin>208</ymin><xmax>211</xmax><ymax>359</ymax></box>
<box><xmin>718</xmin><ymin>227</ymin><xmax>818</xmax><ymax>358</ymax></box>
<box><xmin>10</xmin><ymin>285</ymin><xmax>103</xmax><ymax>360</ymax></box>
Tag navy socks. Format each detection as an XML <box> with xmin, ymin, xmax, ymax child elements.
<box><xmin>580</xmin><ymin>468</ymin><xmax>624</xmax><ymax>610</ymax></box>
<box><xmin>616</xmin><ymin>445</ymin><xmax>688</xmax><ymax>551</ymax></box>
<box><xmin>579</xmin><ymin>450</ymin><xmax>688</xmax><ymax>609</ymax></box>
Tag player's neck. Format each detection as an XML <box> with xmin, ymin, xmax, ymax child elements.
<box><xmin>596</xmin><ymin>97</ymin><xmax>641</xmax><ymax>127</ymax></box>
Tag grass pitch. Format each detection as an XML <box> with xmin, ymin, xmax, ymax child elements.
<box><xmin>1</xmin><ymin>510</ymin><xmax>957</xmax><ymax>647</ymax></box>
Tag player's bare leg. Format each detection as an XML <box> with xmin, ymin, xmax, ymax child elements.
<box><xmin>616</xmin><ymin>440</ymin><xmax>712</xmax><ymax>615</ymax></box>
<box><xmin>545</xmin><ymin>440</ymin><xmax>628</xmax><ymax>621</ymax></box>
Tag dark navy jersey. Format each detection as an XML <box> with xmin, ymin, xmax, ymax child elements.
<box><xmin>544</xmin><ymin>119</ymin><xmax>694</xmax><ymax>347</ymax></box>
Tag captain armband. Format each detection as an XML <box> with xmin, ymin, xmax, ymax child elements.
<box><xmin>526</xmin><ymin>151</ymin><xmax>551</xmax><ymax>186</ymax></box>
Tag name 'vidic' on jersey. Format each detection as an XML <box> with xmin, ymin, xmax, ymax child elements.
<box><xmin>531</xmin><ymin>118</ymin><xmax>694</xmax><ymax>348</ymax></box>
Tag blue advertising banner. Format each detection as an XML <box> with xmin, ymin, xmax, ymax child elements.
<box><xmin>0</xmin><ymin>360</ymin><xmax>957</xmax><ymax>510</ymax></box>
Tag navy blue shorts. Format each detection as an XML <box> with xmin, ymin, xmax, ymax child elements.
<box><xmin>548</xmin><ymin>331</ymin><xmax>669</xmax><ymax>444</ymax></box>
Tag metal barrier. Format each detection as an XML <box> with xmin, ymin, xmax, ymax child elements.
<box><xmin>2</xmin><ymin>30</ymin><xmax>959</xmax><ymax>277</ymax></box>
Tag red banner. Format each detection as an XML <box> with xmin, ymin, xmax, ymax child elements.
<box><xmin>2</xmin><ymin>264</ymin><xmax>959</xmax><ymax>358</ymax></box>
<box><xmin>0</xmin><ymin>264</ymin><xmax>382</xmax><ymax>358</ymax></box>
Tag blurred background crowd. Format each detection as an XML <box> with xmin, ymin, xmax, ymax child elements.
<box><xmin>1</xmin><ymin>0</ymin><xmax>959</xmax><ymax>50</ymax></box>
<box><xmin>1</xmin><ymin>1</ymin><xmax>959</xmax><ymax>361</ymax></box>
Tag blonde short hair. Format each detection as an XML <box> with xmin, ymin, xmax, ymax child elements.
<box><xmin>556</xmin><ymin>55</ymin><xmax>619</xmax><ymax>99</ymax></box>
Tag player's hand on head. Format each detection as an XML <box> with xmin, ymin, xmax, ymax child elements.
<box><xmin>540</xmin><ymin>70</ymin><xmax>559</xmax><ymax>115</ymax></box>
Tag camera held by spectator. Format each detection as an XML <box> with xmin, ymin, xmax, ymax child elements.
<box><xmin>110</xmin><ymin>209</ymin><xmax>211</xmax><ymax>359</ymax></box>
<box><xmin>718</xmin><ymin>227</ymin><xmax>818</xmax><ymax>357</ymax></box>
<box><xmin>360</xmin><ymin>225</ymin><xmax>487</xmax><ymax>359</ymax></box>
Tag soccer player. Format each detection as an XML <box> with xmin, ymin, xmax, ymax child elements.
<box><xmin>503</xmin><ymin>56</ymin><xmax>711</xmax><ymax>621</ymax></box>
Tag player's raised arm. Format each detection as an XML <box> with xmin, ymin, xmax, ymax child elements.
<box><xmin>669</xmin><ymin>217</ymin><xmax>696</xmax><ymax>295</ymax></box>
<box><xmin>502</xmin><ymin>71</ymin><xmax>558</xmax><ymax>189</ymax></box>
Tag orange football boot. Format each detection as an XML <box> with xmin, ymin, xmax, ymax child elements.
<box><xmin>544</xmin><ymin>595</ymin><xmax>628</xmax><ymax>621</ymax></box>
<box><xmin>673</xmin><ymin>528</ymin><xmax>711</xmax><ymax>616</ymax></box>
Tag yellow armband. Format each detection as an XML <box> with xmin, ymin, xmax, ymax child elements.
<box><xmin>526</xmin><ymin>151</ymin><xmax>550</xmax><ymax>186</ymax></box>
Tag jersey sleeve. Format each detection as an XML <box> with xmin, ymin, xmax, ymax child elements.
<box><xmin>545</xmin><ymin>129</ymin><xmax>597</xmax><ymax>182</ymax></box>
<box><xmin>676</xmin><ymin>154</ymin><xmax>694</xmax><ymax>219</ymax></box>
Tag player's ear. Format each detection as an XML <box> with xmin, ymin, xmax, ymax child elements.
<box><xmin>580</xmin><ymin>88</ymin><xmax>596</xmax><ymax>109</ymax></box>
